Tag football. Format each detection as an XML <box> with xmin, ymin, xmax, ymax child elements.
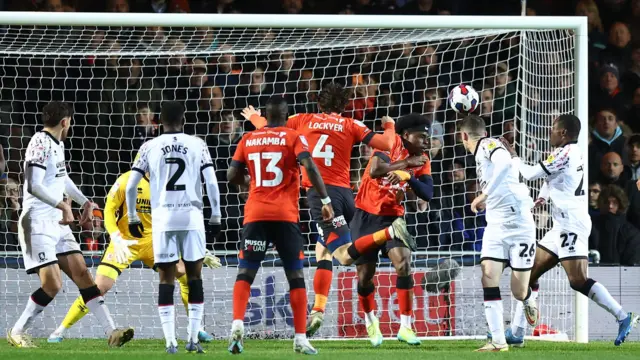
<box><xmin>448</xmin><ymin>84</ymin><xmax>479</xmax><ymax>114</ymax></box>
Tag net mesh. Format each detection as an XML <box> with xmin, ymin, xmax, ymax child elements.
<box><xmin>0</xmin><ymin>23</ymin><xmax>576</xmax><ymax>340</ymax></box>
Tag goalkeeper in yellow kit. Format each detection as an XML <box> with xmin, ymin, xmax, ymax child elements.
<box><xmin>48</xmin><ymin>171</ymin><xmax>221</xmax><ymax>343</ymax></box>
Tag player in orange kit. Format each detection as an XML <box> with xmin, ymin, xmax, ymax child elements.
<box><xmin>227</xmin><ymin>96</ymin><xmax>333</xmax><ymax>355</ymax></box>
<box><xmin>353</xmin><ymin>113</ymin><xmax>434</xmax><ymax>347</ymax></box>
<box><xmin>243</xmin><ymin>83</ymin><xmax>417</xmax><ymax>335</ymax></box>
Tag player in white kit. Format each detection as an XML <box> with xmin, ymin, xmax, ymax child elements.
<box><xmin>459</xmin><ymin>115</ymin><xmax>538</xmax><ymax>352</ymax></box>
<box><xmin>7</xmin><ymin>102</ymin><xmax>134</xmax><ymax>348</ymax></box>
<box><xmin>125</xmin><ymin>101</ymin><xmax>221</xmax><ymax>354</ymax></box>
<box><xmin>503</xmin><ymin>114</ymin><xmax>638</xmax><ymax>346</ymax></box>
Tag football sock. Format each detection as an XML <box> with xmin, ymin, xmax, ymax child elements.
<box><xmin>80</xmin><ymin>285</ymin><xmax>115</xmax><ymax>335</ymax></box>
<box><xmin>348</xmin><ymin>228</ymin><xmax>393</xmax><ymax>259</ymax></box>
<box><xmin>177</xmin><ymin>274</ymin><xmax>190</xmax><ymax>313</ymax></box>
<box><xmin>312</xmin><ymin>260</ymin><xmax>332</xmax><ymax>313</ymax></box>
<box><xmin>584</xmin><ymin>280</ymin><xmax>627</xmax><ymax>321</ymax></box>
<box><xmin>358</xmin><ymin>283</ymin><xmax>376</xmax><ymax>326</ymax></box>
<box><xmin>511</xmin><ymin>301</ymin><xmax>527</xmax><ymax>337</ymax></box>
<box><xmin>59</xmin><ymin>296</ymin><xmax>90</xmax><ymax>334</ymax></box>
<box><xmin>187</xmin><ymin>279</ymin><xmax>204</xmax><ymax>343</ymax></box>
<box><xmin>483</xmin><ymin>287</ymin><xmax>506</xmax><ymax>345</ymax></box>
<box><xmin>233</xmin><ymin>274</ymin><xmax>254</xmax><ymax>321</ymax></box>
<box><xmin>12</xmin><ymin>288</ymin><xmax>52</xmax><ymax>335</ymax></box>
<box><xmin>397</xmin><ymin>276</ymin><xmax>413</xmax><ymax>328</ymax></box>
<box><xmin>158</xmin><ymin>283</ymin><xmax>177</xmax><ymax>348</ymax></box>
<box><xmin>289</xmin><ymin>278</ymin><xmax>307</xmax><ymax>335</ymax></box>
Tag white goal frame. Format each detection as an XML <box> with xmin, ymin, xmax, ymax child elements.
<box><xmin>0</xmin><ymin>12</ymin><xmax>589</xmax><ymax>343</ymax></box>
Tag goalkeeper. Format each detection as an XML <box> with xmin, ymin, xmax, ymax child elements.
<box><xmin>48</xmin><ymin>170</ymin><xmax>221</xmax><ymax>343</ymax></box>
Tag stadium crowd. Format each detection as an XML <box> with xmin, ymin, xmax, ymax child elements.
<box><xmin>0</xmin><ymin>0</ymin><xmax>639</xmax><ymax>265</ymax></box>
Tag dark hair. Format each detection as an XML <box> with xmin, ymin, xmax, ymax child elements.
<box><xmin>598</xmin><ymin>184</ymin><xmax>628</xmax><ymax>214</ymax></box>
<box><xmin>395</xmin><ymin>113</ymin><xmax>430</xmax><ymax>135</ymax></box>
<box><xmin>318</xmin><ymin>82</ymin><xmax>349</xmax><ymax>113</ymax></box>
<box><xmin>42</xmin><ymin>102</ymin><xmax>72</xmax><ymax>127</ymax></box>
<box><xmin>555</xmin><ymin>114</ymin><xmax>581</xmax><ymax>139</ymax></box>
<box><xmin>459</xmin><ymin>114</ymin><xmax>486</xmax><ymax>138</ymax></box>
<box><xmin>160</xmin><ymin>101</ymin><xmax>185</xmax><ymax>127</ymax></box>
<box><xmin>265</xmin><ymin>96</ymin><xmax>288</xmax><ymax>126</ymax></box>
<box><xmin>628</xmin><ymin>134</ymin><xmax>640</xmax><ymax>148</ymax></box>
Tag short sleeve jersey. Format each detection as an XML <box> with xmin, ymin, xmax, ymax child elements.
<box><xmin>22</xmin><ymin>131</ymin><xmax>67</xmax><ymax>221</ymax></box>
<box><xmin>355</xmin><ymin>134</ymin><xmax>431</xmax><ymax>217</ymax></box>
<box><xmin>231</xmin><ymin>127</ymin><xmax>310</xmax><ymax>224</ymax></box>
<box><xmin>287</xmin><ymin>113</ymin><xmax>373</xmax><ymax>188</ymax></box>
<box><xmin>131</xmin><ymin>132</ymin><xmax>213</xmax><ymax>232</ymax></box>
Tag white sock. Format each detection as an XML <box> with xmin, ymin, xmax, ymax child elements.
<box><xmin>187</xmin><ymin>303</ymin><xmax>204</xmax><ymax>343</ymax></box>
<box><xmin>12</xmin><ymin>297</ymin><xmax>46</xmax><ymax>335</ymax></box>
<box><xmin>294</xmin><ymin>333</ymin><xmax>306</xmax><ymax>342</ymax></box>
<box><xmin>159</xmin><ymin>305</ymin><xmax>177</xmax><ymax>347</ymax></box>
<box><xmin>484</xmin><ymin>300</ymin><xmax>506</xmax><ymax>344</ymax></box>
<box><xmin>54</xmin><ymin>324</ymin><xmax>68</xmax><ymax>337</ymax></box>
<box><xmin>231</xmin><ymin>319</ymin><xmax>244</xmax><ymax>330</ymax></box>
<box><xmin>588</xmin><ymin>282</ymin><xmax>627</xmax><ymax>321</ymax></box>
<box><xmin>85</xmin><ymin>296</ymin><xmax>116</xmax><ymax>335</ymax></box>
<box><xmin>511</xmin><ymin>301</ymin><xmax>527</xmax><ymax>337</ymax></box>
<box><xmin>400</xmin><ymin>314</ymin><xmax>412</xmax><ymax>328</ymax></box>
<box><xmin>364</xmin><ymin>311</ymin><xmax>376</xmax><ymax>327</ymax></box>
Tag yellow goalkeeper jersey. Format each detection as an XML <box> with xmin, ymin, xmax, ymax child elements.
<box><xmin>105</xmin><ymin>171</ymin><xmax>152</xmax><ymax>242</ymax></box>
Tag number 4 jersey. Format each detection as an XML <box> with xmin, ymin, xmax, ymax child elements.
<box><xmin>132</xmin><ymin>132</ymin><xmax>213</xmax><ymax>232</ymax></box>
<box><xmin>231</xmin><ymin>127</ymin><xmax>311</xmax><ymax>224</ymax></box>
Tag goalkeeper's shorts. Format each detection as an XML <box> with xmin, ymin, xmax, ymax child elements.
<box><xmin>98</xmin><ymin>237</ymin><xmax>154</xmax><ymax>280</ymax></box>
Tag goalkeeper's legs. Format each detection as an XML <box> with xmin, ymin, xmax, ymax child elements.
<box><xmin>388</xmin><ymin>247</ymin><xmax>420</xmax><ymax>346</ymax></box>
<box><xmin>49</xmin><ymin>270</ymin><xmax>117</xmax><ymax>342</ymax></box>
<box><xmin>477</xmin><ymin>259</ymin><xmax>508</xmax><ymax>352</ymax></box>
<box><xmin>58</xmin><ymin>253</ymin><xmax>133</xmax><ymax>347</ymax></box>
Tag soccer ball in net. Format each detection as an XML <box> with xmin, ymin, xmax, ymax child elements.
<box><xmin>448</xmin><ymin>84</ymin><xmax>479</xmax><ymax>114</ymax></box>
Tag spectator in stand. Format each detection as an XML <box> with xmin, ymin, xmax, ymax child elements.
<box><xmin>178</xmin><ymin>58</ymin><xmax>210</xmax><ymax>134</ymax></box>
<box><xmin>138</xmin><ymin>26</ymin><xmax>167</xmax><ymax>51</ymax></box>
<box><xmin>199</xmin><ymin>85</ymin><xmax>225</xmax><ymax>123</ymax></box>
<box><xmin>282</xmin><ymin>0</ymin><xmax>304</xmax><ymax>14</ymax></box>
<box><xmin>480</xmin><ymin>88</ymin><xmax>503</xmax><ymax>137</ymax></box>
<box><xmin>350</xmin><ymin>144</ymin><xmax>372</xmax><ymax>191</ymax></box>
<box><xmin>628</xmin><ymin>0</ymin><xmax>640</xmax><ymax>42</ymax></box>
<box><xmin>628</xmin><ymin>86</ymin><xmax>640</xmax><ymax>128</ymax></box>
<box><xmin>627</xmin><ymin>134</ymin><xmax>640</xmax><ymax>180</ymax></box>
<box><xmin>107</xmin><ymin>0</ymin><xmax>129</xmax><ymax>12</ymax></box>
<box><xmin>214</xmin><ymin>45</ymin><xmax>240</xmax><ymax>89</ymax></box>
<box><xmin>132</xmin><ymin>103</ymin><xmax>158</xmax><ymax>149</ymax></box>
<box><xmin>576</xmin><ymin>0</ymin><xmax>607</xmax><ymax>66</ymax></box>
<box><xmin>80</xmin><ymin>209</ymin><xmax>108</xmax><ymax>252</ymax></box>
<box><xmin>454</xmin><ymin>180</ymin><xmax>486</xmax><ymax>252</ymax></box>
<box><xmin>137</xmin><ymin>0</ymin><xmax>190</xmax><ymax>13</ymax></box>
<box><xmin>236</xmin><ymin>64</ymin><xmax>273</xmax><ymax>110</ymax></box>
<box><xmin>591</xmin><ymin>64</ymin><xmax>627</xmax><ymax>117</ymax></box>
<box><xmin>269</xmin><ymin>51</ymin><xmax>298</xmax><ymax>96</ymax></box>
<box><xmin>0</xmin><ymin>177</ymin><xmax>19</xmax><ymax>252</ymax></box>
<box><xmin>399</xmin><ymin>0</ymin><xmax>438</xmax><ymax>15</ymax></box>
<box><xmin>589</xmin><ymin>181</ymin><xmax>602</xmax><ymax>220</ymax></box>
<box><xmin>193</xmin><ymin>0</ymin><xmax>240</xmax><ymax>13</ymax></box>
<box><xmin>487</xmin><ymin>62</ymin><xmax>517</xmax><ymax>121</ymax></box>
<box><xmin>589</xmin><ymin>108</ymin><xmax>627</xmax><ymax>180</ymax></box>
<box><xmin>590</xmin><ymin>185</ymin><xmax>640</xmax><ymax>265</ymax></box>
<box><xmin>502</xmin><ymin>120</ymin><xmax>515</xmax><ymax>146</ymax></box>
<box><xmin>291</xmin><ymin>69</ymin><xmax>319</xmax><ymax>114</ymax></box>
<box><xmin>622</xmin><ymin>44</ymin><xmax>640</xmax><ymax>94</ymax></box>
<box><xmin>599</xmin><ymin>151</ymin><xmax>631</xmax><ymax>188</ymax></box>
<box><xmin>600</xmin><ymin>22</ymin><xmax>632</xmax><ymax>74</ymax></box>
<box><xmin>344</xmin><ymin>74</ymin><xmax>376</xmax><ymax>120</ymax></box>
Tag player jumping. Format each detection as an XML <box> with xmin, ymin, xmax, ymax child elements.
<box><xmin>503</xmin><ymin>115</ymin><xmax>639</xmax><ymax>346</ymax></box>
<box><xmin>352</xmin><ymin>114</ymin><xmax>434</xmax><ymax>347</ymax></box>
<box><xmin>7</xmin><ymin>101</ymin><xmax>134</xmax><ymax>348</ymax></box>
<box><xmin>244</xmin><ymin>82</ymin><xmax>417</xmax><ymax>336</ymax></box>
<box><xmin>459</xmin><ymin>114</ymin><xmax>538</xmax><ymax>352</ymax></box>
<box><xmin>125</xmin><ymin>101</ymin><xmax>221</xmax><ymax>354</ymax></box>
<box><xmin>47</xmin><ymin>170</ymin><xmax>221</xmax><ymax>343</ymax></box>
<box><xmin>227</xmin><ymin>96</ymin><xmax>335</xmax><ymax>355</ymax></box>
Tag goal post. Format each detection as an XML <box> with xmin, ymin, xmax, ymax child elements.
<box><xmin>0</xmin><ymin>12</ymin><xmax>589</xmax><ymax>343</ymax></box>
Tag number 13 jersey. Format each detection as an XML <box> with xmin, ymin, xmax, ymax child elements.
<box><xmin>231</xmin><ymin>127</ymin><xmax>311</xmax><ymax>224</ymax></box>
<box><xmin>132</xmin><ymin>132</ymin><xmax>213</xmax><ymax>232</ymax></box>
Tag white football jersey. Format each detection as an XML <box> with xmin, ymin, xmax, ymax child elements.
<box><xmin>539</xmin><ymin>142</ymin><xmax>591</xmax><ymax>232</ymax></box>
<box><xmin>22</xmin><ymin>131</ymin><xmax>67</xmax><ymax>220</ymax></box>
<box><xmin>132</xmin><ymin>132</ymin><xmax>214</xmax><ymax>232</ymax></box>
<box><xmin>474</xmin><ymin>137</ymin><xmax>533</xmax><ymax>223</ymax></box>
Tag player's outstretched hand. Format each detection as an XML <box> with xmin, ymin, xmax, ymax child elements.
<box><xmin>111</xmin><ymin>231</ymin><xmax>138</xmax><ymax>264</ymax></box>
<box><xmin>381</xmin><ymin>116</ymin><xmax>395</xmax><ymax>127</ymax></box>
<box><xmin>241</xmin><ymin>105</ymin><xmax>261</xmax><ymax>120</ymax></box>
<box><xmin>203</xmin><ymin>250</ymin><xmax>222</xmax><ymax>268</ymax></box>
<box><xmin>406</xmin><ymin>155</ymin><xmax>427</xmax><ymax>168</ymax></box>
<box><xmin>498</xmin><ymin>137</ymin><xmax>517</xmax><ymax>158</ymax></box>
<box><xmin>79</xmin><ymin>201</ymin><xmax>98</xmax><ymax>225</ymax></box>
<box><xmin>470</xmin><ymin>193</ymin><xmax>488</xmax><ymax>214</ymax></box>
<box><xmin>321</xmin><ymin>203</ymin><xmax>335</xmax><ymax>223</ymax></box>
<box><xmin>128</xmin><ymin>218</ymin><xmax>144</xmax><ymax>238</ymax></box>
<box><xmin>533</xmin><ymin>197</ymin><xmax>546</xmax><ymax>209</ymax></box>
<box><xmin>58</xmin><ymin>201</ymin><xmax>75</xmax><ymax>225</ymax></box>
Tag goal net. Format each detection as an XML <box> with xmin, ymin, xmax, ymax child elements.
<box><xmin>0</xmin><ymin>13</ymin><xmax>586</xmax><ymax>342</ymax></box>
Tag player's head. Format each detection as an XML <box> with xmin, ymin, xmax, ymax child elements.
<box><xmin>550</xmin><ymin>114</ymin><xmax>581</xmax><ymax>147</ymax></box>
<box><xmin>395</xmin><ymin>113</ymin><xmax>430</xmax><ymax>155</ymax></box>
<box><xmin>42</xmin><ymin>101</ymin><xmax>73</xmax><ymax>140</ymax></box>
<box><xmin>459</xmin><ymin>114</ymin><xmax>487</xmax><ymax>153</ymax></box>
<box><xmin>160</xmin><ymin>101</ymin><xmax>185</xmax><ymax>130</ymax></box>
<box><xmin>265</xmin><ymin>96</ymin><xmax>288</xmax><ymax>127</ymax></box>
<box><xmin>318</xmin><ymin>82</ymin><xmax>349</xmax><ymax>114</ymax></box>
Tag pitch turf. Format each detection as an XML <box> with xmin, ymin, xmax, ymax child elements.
<box><xmin>1</xmin><ymin>339</ymin><xmax>639</xmax><ymax>360</ymax></box>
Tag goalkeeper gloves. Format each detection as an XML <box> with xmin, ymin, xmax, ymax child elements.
<box><xmin>206</xmin><ymin>216</ymin><xmax>221</xmax><ymax>237</ymax></box>
<box><xmin>392</xmin><ymin>170</ymin><xmax>412</xmax><ymax>181</ymax></box>
<box><xmin>110</xmin><ymin>231</ymin><xmax>138</xmax><ymax>264</ymax></box>
<box><xmin>128</xmin><ymin>216</ymin><xmax>144</xmax><ymax>238</ymax></box>
<box><xmin>203</xmin><ymin>249</ymin><xmax>222</xmax><ymax>268</ymax></box>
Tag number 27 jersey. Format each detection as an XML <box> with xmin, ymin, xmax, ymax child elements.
<box><xmin>132</xmin><ymin>132</ymin><xmax>213</xmax><ymax>232</ymax></box>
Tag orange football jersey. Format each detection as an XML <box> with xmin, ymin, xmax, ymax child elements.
<box><xmin>231</xmin><ymin>127</ymin><xmax>310</xmax><ymax>224</ymax></box>
<box><xmin>355</xmin><ymin>134</ymin><xmax>431</xmax><ymax>217</ymax></box>
<box><xmin>286</xmin><ymin>113</ymin><xmax>373</xmax><ymax>188</ymax></box>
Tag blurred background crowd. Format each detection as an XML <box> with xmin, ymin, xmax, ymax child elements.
<box><xmin>0</xmin><ymin>0</ymin><xmax>638</xmax><ymax>266</ymax></box>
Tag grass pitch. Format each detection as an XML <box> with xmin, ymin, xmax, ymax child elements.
<box><xmin>1</xmin><ymin>338</ymin><xmax>639</xmax><ymax>360</ymax></box>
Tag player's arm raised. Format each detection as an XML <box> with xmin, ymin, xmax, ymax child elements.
<box><xmin>356</xmin><ymin>116</ymin><xmax>396</xmax><ymax>151</ymax></box>
<box><xmin>499</xmin><ymin>137</ymin><xmax>562</xmax><ymax>181</ymax></box>
<box><xmin>242</xmin><ymin>106</ymin><xmax>302</xmax><ymax>130</ymax></box>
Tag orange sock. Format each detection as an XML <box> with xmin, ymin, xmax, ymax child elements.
<box><xmin>232</xmin><ymin>278</ymin><xmax>252</xmax><ymax>321</ymax></box>
<box><xmin>353</xmin><ymin>228</ymin><xmax>392</xmax><ymax>254</ymax></box>
<box><xmin>396</xmin><ymin>275</ymin><xmax>413</xmax><ymax>316</ymax></box>
<box><xmin>290</xmin><ymin>287</ymin><xmax>308</xmax><ymax>334</ymax></box>
<box><xmin>358</xmin><ymin>284</ymin><xmax>377</xmax><ymax>313</ymax></box>
<box><xmin>312</xmin><ymin>260</ymin><xmax>332</xmax><ymax>313</ymax></box>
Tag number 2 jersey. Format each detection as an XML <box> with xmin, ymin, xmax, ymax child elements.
<box><xmin>132</xmin><ymin>132</ymin><xmax>214</xmax><ymax>232</ymax></box>
<box><xmin>231</xmin><ymin>127</ymin><xmax>311</xmax><ymax>224</ymax></box>
<box><xmin>355</xmin><ymin>134</ymin><xmax>431</xmax><ymax>217</ymax></box>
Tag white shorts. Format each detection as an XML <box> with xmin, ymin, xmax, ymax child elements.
<box><xmin>18</xmin><ymin>217</ymin><xmax>81</xmax><ymax>274</ymax></box>
<box><xmin>537</xmin><ymin>225</ymin><xmax>589</xmax><ymax>260</ymax></box>
<box><xmin>153</xmin><ymin>229</ymin><xmax>206</xmax><ymax>264</ymax></box>
<box><xmin>481</xmin><ymin>212</ymin><xmax>537</xmax><ymax>271</ymax></box>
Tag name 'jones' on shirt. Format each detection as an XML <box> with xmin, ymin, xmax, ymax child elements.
<box><xmin>161</xmin><ymin>144</ymin><xmax>189</xmax><ymax>155</ymax></box>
